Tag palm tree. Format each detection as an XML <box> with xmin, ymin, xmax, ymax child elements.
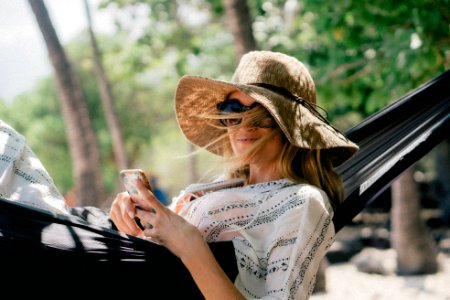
<box><xmin>223</xmin><ymin>0</ymin><xmax>257</xmax><ymax>60</ymax></box>
<box><xmin>83</xmin><ymin>0</ymin><xmax>129</xmax><ymax>171</ymax></box>
<box><xmin>391</xmin><ymin>165</ymin><xmax>439</xmax><ymax>274</ymax></box>
<box><xmin>28</xmin><ymin>0</ymin><xmax>105</xmax><ymax>206</ymax></box>
<box><xmin>435</xmin><ymin>139</ymin><xmax>450</xmax><ymax>225</ymax></box>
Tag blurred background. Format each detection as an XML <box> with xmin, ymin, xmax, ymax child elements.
<box><xmin>0</xmin><ymin>0</ymin><xmax>449</xmax><ymax>297</ymax></box>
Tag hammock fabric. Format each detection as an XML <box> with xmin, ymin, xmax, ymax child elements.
<box><xmin>1</xmin><ymin>70</ymin><xmax>449</xmax><ymax>298</ymax></box>
<box><xmin>334</xmin><ymin>69</ymin><xmax>450</xmax><ymax>232</ymax></box>
<box><xmin>0</xmin><ymin>198</ymin><xmax>237</xmax><ymax>298</ymax></box>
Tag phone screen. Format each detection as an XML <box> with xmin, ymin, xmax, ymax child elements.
<box><xmin>119</xmin><ymin>169</ymin><xmax>153</xmax><ymax>195</ymax></box>
<box><xmin>119</xmin><ymin>169</ymin><xmax>153</xmax><ymax>231</ymax></box>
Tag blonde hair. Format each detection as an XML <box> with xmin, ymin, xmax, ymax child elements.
<box><xmin>204</xmin><ymin>104</ymin><xmax>344</xmax><ymax>209</ymax></box>
<box><xmin>279</xmin><ymin>145</ymin><xmax>344</xmax><ymax>209</ymax></box>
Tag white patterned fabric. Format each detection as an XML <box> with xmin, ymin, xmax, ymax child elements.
<box><xmin>0</xmin><ymin>120</ymin><xmax>69</xmax><ymax>215</ymax></box>
<box><xmin>172</xmin><ymin>179</ymin><xmax>335</xmax><ymax>299</ymax></box>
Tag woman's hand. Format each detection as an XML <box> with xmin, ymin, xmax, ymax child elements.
<box><xmin>112</xmin><ymin>180</ymin><xmax>244</xmax><ymax>299</ymax></box>
<box><xmin>109</xmin><ymin>191</ymin><xmax>144</xmax><ymax>236</ymax></box>
<box><xmin>130</xmin><ymin>179</ymin><xmax>205</xmax><ymax>260</ymax></box>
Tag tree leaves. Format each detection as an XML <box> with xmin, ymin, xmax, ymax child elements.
<box><xmin>1</xmin><ymin>0</ymin><xmax>448</xmax><ymax>200</ymax></box>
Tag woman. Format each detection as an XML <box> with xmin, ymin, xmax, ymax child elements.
<box><xmin>109</xmin><ymin>51</ymin><xmax>359</xmax><ymax>299</ymax></box>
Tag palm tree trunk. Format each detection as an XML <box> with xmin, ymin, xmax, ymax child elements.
<box><xmin>83</xmin><ymin>0</ymin><xmax>129</xmax><ymax>171</ymax></box>
<box><xmin>435</xmin><ymin>139</ymin><xmax>450</xmax><ymax>225</ymax></box>
<box><xmin>223</xmin><ymin>0</ymin><xmax>257</xmax><ymax>60</ymax></box>
<box><xmin>391</xmin><ymin>165</ymin><xmax>439</xmax><ymax>275</ymax></box>
<box><xmin>28</xmin><ymin>0</ymin><xmax>105</xmax><ymax>206</ymax></box>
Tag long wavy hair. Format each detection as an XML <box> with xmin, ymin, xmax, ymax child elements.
<box><xmin>208</xmin><ymin>106</ymin><xmax>344</xmax><ymax>209</ymax></box>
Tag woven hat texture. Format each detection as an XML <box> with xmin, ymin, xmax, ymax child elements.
<box><xmin>175</xmin><ymin>51</ymin><xmax>358</xmax><ymax>166</ymax></box>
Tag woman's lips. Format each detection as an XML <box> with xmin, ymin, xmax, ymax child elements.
<box><xmin>236</xmin><ymin>136</ymin><xmax>258</xmax><ymax>142</ymax></box>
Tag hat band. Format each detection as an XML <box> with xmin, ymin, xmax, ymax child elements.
<box><xmin>248</xmin><ymin>83</ymin><xmax>332</xmax><ymax>126</ymax></box>
<box><xmin>248</xmin><ymin>83</ymin><xmax>352</xmax><ymax>143</ymax></box>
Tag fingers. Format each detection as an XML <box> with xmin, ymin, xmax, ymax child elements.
<box><xmin>110</xmin><ymin>192</ymin><xmax>144</xmax><ymax>236</ymax></box>
<box><xmin>135</xmin><ymin>206</ymin><xmax>157</xmax><ymax>230</ymax></box>
<box><xmin>133</xmin><ymin>179</ymin><xmax>164</xmax><ymax>211</ymax></box>
<box><xmin>131</xmin><ymin>184</ymin><xmax>203</xmax><ymax>257</ymax></box>
<box><xmin>135</xmin><ymin>207</ymin><xmax>160</xmax><ymax>242</ymax></box>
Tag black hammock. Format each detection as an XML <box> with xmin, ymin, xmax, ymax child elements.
<box><xmin>1</xmin><ymin>70</ymin><xmax>449</xmax><ymax>298</ymax></box>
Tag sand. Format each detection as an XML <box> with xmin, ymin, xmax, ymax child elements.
<box><xmin>310</xmin><ymin>254</ymin><xmax>450</xmax><ymax>300</ymax></box>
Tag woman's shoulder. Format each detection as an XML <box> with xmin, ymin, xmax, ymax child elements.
<box><xmin>291</xmin><ymin>182</ymin><xmax>327</xmax><ymax>197</ymax></box>
<box><xmin>281</xmin><ymin>181</ymin><xmax>333</xmax><ymax>213</ymax></box>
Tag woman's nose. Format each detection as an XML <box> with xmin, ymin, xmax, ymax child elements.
<box><xmin>241</xmin><ymin>124</ymin><xmax>257</xmax><ymax>131</ymax></box>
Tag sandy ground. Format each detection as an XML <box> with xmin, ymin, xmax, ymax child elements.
<box><xmin>310</xmin><ymin>254</ymin><xmax>450</xmax><ymax>300</ymax></box>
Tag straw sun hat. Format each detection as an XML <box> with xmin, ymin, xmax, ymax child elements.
<box><xmin>175</xmin><ymin>51</ymin><xmax>358</xmax><ymax>166</ymax></box>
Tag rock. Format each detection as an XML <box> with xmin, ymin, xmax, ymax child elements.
<box><xmin>351</xmin><ymin>248</ymin><xmax>396</xmax><ymax>275</ymax></box>
<box><xmin>326</xmin><ymin>240</ymin><xmax>362</xmax><ymax>263</ymax></box>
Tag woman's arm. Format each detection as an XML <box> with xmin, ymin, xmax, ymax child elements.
<box><xmin>128</xmin><ymin>180</ymin><xmax>245</xmax><ymax>300</ymax></box>
<box><xmin>180</xmin><ymin>235</ymin><xmax>245</xmax><ymax>300</ymax></box>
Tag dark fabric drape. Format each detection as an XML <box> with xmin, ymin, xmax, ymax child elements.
<box><xmin>0</xmin><ymin>199</ymin><xmax>237</xmax><ymax>298</ymax></box>
<box><xmin>334</xmin><ymin>69</ymin><xmax>450</xmax><ymax>232</ymax></box>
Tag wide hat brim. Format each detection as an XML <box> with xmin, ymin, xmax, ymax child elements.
<box><xmin>175</xmin><ymin>75</ymin><xmax>359</xmax><ymax>166</ymax></box>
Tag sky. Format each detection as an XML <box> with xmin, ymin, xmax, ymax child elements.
<box><xmin>0</xmin><ymin>0</ymin><xmax>115</xmax><ymax>103</ymax></box>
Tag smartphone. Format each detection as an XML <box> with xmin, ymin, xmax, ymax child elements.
<box><xmin>119</xmin><ymin>169</ymin><xmax>153</xmax><ymax>196</ymax></box>
<box><xmin>119</xmin><ymin>169</ymin><xmax>153</xmax><ymax>231</ymax></box>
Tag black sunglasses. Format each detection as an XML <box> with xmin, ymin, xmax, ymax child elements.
<box><xmin>216</xmin><ymin>100</ymin><xmax>276</xmax><ymax>128</ymax></box>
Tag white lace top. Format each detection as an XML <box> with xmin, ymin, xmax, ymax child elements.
<box><xmin>172</xmin><ymin>179</ymin><xmax>335</xmax><ymax>300</ymax></box>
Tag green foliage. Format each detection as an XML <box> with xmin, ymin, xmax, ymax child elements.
<box><xmin>250</xmin><ymin>0</ymin><xmax>449</xmax><ymax>120</ymax></box>
<box><xmin>2</xmin><ymin>0</ymin><xmax>448</xmax><ymax>201</ymax></box>
<box><xmin>0</xmin><ymin>78</ymin><xmax>73</xmax><ymax>193</ymax></box>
